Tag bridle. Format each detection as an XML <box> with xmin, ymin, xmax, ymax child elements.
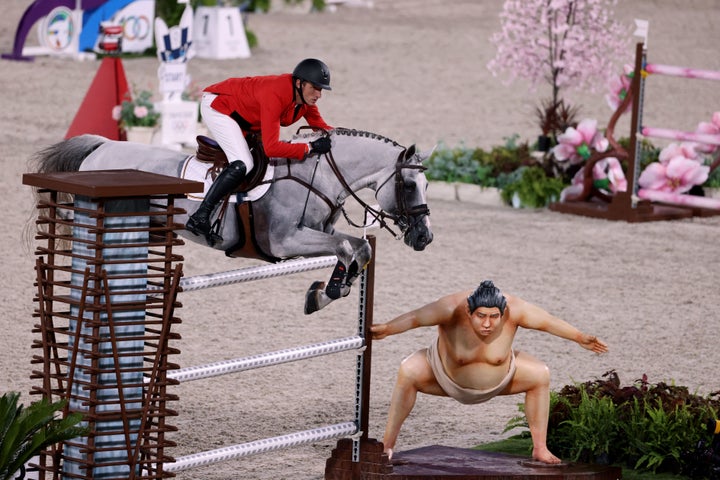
<box><xmin>345</xmin><ymin>154</ymin><xmax>430</xmax><ymax>238</ymax></box>
<box><xmin>286</xmin><ymin>129</ymin><xmax>430</xmax><ymax>238</ymax></box>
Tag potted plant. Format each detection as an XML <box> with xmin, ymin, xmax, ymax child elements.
<box><xmin>112</xmin><ymin>88</ymin><xmax>160</xmax><ymax>143</ymax></box>
<box><xmin>0</xmin><ymin>392</ymin><xmax>87</xmax><ymax>480</ymax></box>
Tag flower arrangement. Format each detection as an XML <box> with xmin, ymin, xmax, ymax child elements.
<box><xmin>112</xmin><ymin>89</ymin><xmax>160</xmax><ymax>129</ymax></box>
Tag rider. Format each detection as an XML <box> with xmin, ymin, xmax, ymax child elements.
<box><xmin>186</xmin><ymin>58</ymin><xmax>335</xmax><ymax>244</ymax></box>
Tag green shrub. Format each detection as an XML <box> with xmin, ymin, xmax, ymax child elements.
<box><xmin>555</xmin><ymin>388</ymin><xmax>620</xmax><ymax>464</ymax></box>
<box><xmin>425</xmin><ymin>142</ymin><xmax>496</xmax><ymax>186</ymax></box>
<box><xmin>499</xmin><ymin>166</ymin><xmax>565</xmax><ymax>208</ymax></box>
<box><xmin>426</xmin><ymin>136</ymin><xmax>532</xmax><ymax>188</ymax></box>
<box><xmin>510</xmin><ymin>371</ymin><xmax>720</xmax><ymax>474</ymax></box>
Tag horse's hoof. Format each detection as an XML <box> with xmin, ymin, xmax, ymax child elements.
<box><xmin>304</xmin><ymin>281</ymin><xmax>325</xmax><ymax>315</ymax></box>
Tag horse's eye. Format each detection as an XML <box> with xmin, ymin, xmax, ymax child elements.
<box><xmin>404</xmin><ymin>182</ymin><xmax>416</xmax><ymax>193</ymax></box>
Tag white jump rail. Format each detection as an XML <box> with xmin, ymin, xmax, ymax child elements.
<box><xmin>179</xmin><ymin>255</ymin><xmax>338</xmax><ymax>291</ymax></box>
<box><xmin>164</xmin><ymin>251</ymin><xmax>373</xmax><ymax>473</ymax></box>
<box><xmin>165</xmin><ymin>423</ymin><xmax>357</xmax><ymax>473</ymax></box>
<box><xmin>166</xmin><ymin>335</ymin><xmax>364</xmax><ymax>383</ymax></box>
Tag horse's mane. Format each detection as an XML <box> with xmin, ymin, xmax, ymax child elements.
<box><xmin>292</xmin><ymin>127</ymin><xmax>403</xmax><ymax>148</ymax></box>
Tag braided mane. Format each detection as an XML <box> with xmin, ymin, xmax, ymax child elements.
<box><xmin>291</xmin><ymin>127</ymin><xmax>402</xmax><ymax>148</ymax></box>
<box><xmin>331</xmin><ymin>127</ymin><xmax>402</xmax><ymax>148</ymax></box>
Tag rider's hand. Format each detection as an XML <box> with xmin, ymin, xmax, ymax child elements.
<box><xmin>309</xmin><ymin>137</ymin><xmax>332</xmax><ymax>156</ymax></box>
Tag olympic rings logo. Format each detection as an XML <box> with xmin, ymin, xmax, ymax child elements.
<box><xmin>120</xmin><ymin>15</ymin><xmax>150</xmax><ymax>41</ymax></box>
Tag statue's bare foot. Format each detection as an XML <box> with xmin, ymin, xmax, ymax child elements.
<box><xmin>532</xmin><ymin>447</ymin><xmax>562</xmax><ymax>464</ymax></box>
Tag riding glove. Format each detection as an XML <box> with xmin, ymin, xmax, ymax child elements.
<box><xmin>309</xmin><ymin>137</ymin><xmax>332</xmax><ymax>156</ymax></box>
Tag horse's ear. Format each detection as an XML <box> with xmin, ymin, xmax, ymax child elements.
<box><xmin>422</xmin><ymin>144</ymin><xmax>438</xmax><ymax>161</ymax></box>
<box><xmin>404</xmin><ymin>144</ymin><xmax>417</xmax><ymax>160</ymax></box>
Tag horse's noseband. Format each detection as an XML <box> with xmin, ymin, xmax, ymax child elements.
<box><xmin>393</xmin><ymin>162</ymin><xmax>430</xmax><ymax>232</ymax></box>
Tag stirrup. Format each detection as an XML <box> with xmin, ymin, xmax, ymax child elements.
<box><xmin>204</xmin><ymin>217</ymin><xmax>224</xmax><ymax>247</ymax></box>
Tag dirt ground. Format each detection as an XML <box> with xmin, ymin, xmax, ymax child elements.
<box><xmin>1</xmin><ymin>1</ymin><xmax>720</xmax><ymax>479</ymax></box>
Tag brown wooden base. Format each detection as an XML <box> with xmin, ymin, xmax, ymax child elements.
<box><xmin>325</xmin><ymin>439</ymin><xmax>622</xmax><ymax>480</ymax></box>
<box><xmin>548</xmin><ymin>194</ymin><xmax>693</xmax><ymax>223</ymax></box>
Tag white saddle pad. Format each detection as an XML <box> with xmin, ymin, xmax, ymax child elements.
<box><xmin>181</xmin><ymin>155</ymin><xmax>274</xmax><ymax>202</ymax></box>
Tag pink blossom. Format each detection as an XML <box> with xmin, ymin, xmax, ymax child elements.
<box><xmin>552</xmin><ymin>119</ymin><xmax>609</xmax><ymax>165</ymax></box>
<box><xmin>638</xmin><ymin>155</ymin><xmax>709</xmax><ymax>193</ymax></box>
<box><xmin>605</xmin><ymin>64</ymin><xmax>633</xmax><ymax>113</ymax></box>
<box><xmin>488</xmin><ymin>0</ymin><xmax>631</xmax><ymax>95</ymax></box>
<box><xmin>694</xmin><ymin>111</ymin><xmax>720</xmax><ymax>154</ymax></box>
<box><xmin>560</xmin><ymin>156</ymin><xmax>626</xmax><ymax>201</ymax></box>
<box><xmin>597</xmin><ymin>157</ymin><xmax>627</xmax><ymax>193</ymax></box>
<box><xmin>111</xmin><ymin>105</ymin><xmax>122</xmax><ymax>121</ymax></box>
<box><xmin>133</xmin><ymin>105</ymin><xmax>149</xmax><ymax>119</ymax></box>
<box><xmin>658</xmin><ymin>142</ymin><xmax>700</xmax><ymax>164</ymax></box>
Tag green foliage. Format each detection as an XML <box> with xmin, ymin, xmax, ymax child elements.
<box><xmin>473</xmin><ymin>435</ymin><xmax>686</xmax><ymax>480</ymax></box>
<box><xmin>617</xmin><ymin>137</ymin><xmax>662</xmax><ymax>172</ymax></box>
<box><xmin>520</xmin><ymin>371</ymin><xmax>720</xmax><ymax>474</ymax></box>
<box><xmin>425</xmin><ymin>142</ymin><xmax>496</xmax><ymax>186</ymax></box>
<box><xmin>116</xmin><ymin>89</ymin><xmax>160</xmax><ymax>129</ymax></box>
<box><xmin>623</xmin><ymin>399</ymin><xmax>699</xmax><ymax>472</ymax></box>
<box><xmin>554</xmin><ymin>388</ymin><xmax>620</xmax><ymax>463</ymax></box>
<box><xmin>499</xmin><ymin>166</ymin><xmax>565</xmax><ymax>208</ymax></box>
<box><xmin>475</xmin><ymin>433</ymin><xmax>532</xmax><ymax>457</ymax></box>
<box><xmin>426</xmin><ymin>136</ymin><xmax>532</xmax><ymax>188</ymax></box>
<box><xmin>0</xmin><ymin>392</ymin><xmax>87</xmax><ymax>480</ymax></box>
<box><xmin>705</xmin><ymin>166</ymin><xmax>720</xmax><ymax>188</ymax></box>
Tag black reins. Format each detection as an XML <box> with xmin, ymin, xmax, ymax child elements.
<box><xmin>295</xmin><ymin>129</ymin><xmax>429</xmax><ymax>238</ymax></box>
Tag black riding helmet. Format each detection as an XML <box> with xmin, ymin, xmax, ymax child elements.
<box><xmin>293</xmin><ymin>58</ymin><xmax>332</xmax><ymax>91</ymax></box>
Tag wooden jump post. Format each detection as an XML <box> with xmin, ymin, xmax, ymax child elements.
<box><xmin>23</xmin><ymin>169</ymin><xmax>202</xmax><ymax>480</ymax></box>
<box><xmin>550</xmin><ymin>42</ymin><xmax>720</xmax><ymax>221</ymax></box>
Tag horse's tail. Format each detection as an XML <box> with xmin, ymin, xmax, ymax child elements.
<box><xmin>31</xmin><ymin>134</ymin><xmax>107</xmax><ymax>175</ymax></box>
<box><xmin>24</xmin><ymin>135</ymin><xmax>108</xmax><ymax>253</ymax></box>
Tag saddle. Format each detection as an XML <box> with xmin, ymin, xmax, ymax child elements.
<box><xmin>194</xmin><ymin>134</ymin><xmax>278</xmax><ymax>263</ymax></box>
<box><xmin>194</xmin><ymin>133</ymin><xmax>269</xmax><ymax>193</ymax></box>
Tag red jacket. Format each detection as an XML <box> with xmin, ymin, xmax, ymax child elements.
<box><xmin>204</xmin><ymin>74</ymin><xmax>331</xmax><ymax>160</ymax></box>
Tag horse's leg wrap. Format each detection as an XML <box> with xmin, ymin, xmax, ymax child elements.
<box><xmin>186</xmin><ymin>160</ymin><xmax>246</xmax><ymax>246</ymax></box>
<box><xmin>325</xmin><ymin>260</ymin><xmax>347</xmax><ymax>300</ymax></box>
<box><xmin>345</xmin><ymin>260</ymin><xmax>359</xmax><ymax>286</ymax></box>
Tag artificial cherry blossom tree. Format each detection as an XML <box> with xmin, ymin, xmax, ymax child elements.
<box><xmin>488</xmin><ymin>0</ymin><xmax>631</xmax><ymax>139</ymax></box>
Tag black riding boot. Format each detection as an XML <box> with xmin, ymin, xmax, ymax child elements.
<box><xmin>186</xmin><ymin>160</ymin><xmax>247</xmax><ymax>245</ymax></box>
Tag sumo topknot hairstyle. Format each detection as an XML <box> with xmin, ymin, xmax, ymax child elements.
<box><xmin>467</xmin><ymin>280</ymin><xmax>507</xmax><ymax>315</ymax></box>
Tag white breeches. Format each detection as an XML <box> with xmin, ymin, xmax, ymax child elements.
<box><xmin>200</xmin><ymin>92</ymin><xmax>254</xmax><ymax>171</ymax></box>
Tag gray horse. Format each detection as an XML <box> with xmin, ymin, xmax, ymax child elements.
<box><xmin>32</xmin><ymin>128</ymin><xmax>433</xmax><ymax>313</ymax></box>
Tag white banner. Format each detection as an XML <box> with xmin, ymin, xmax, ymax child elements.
<box><xmin>161</xmin><ymin>100</ymin><xmax>198</xmax><ymax>146</ymax></box>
